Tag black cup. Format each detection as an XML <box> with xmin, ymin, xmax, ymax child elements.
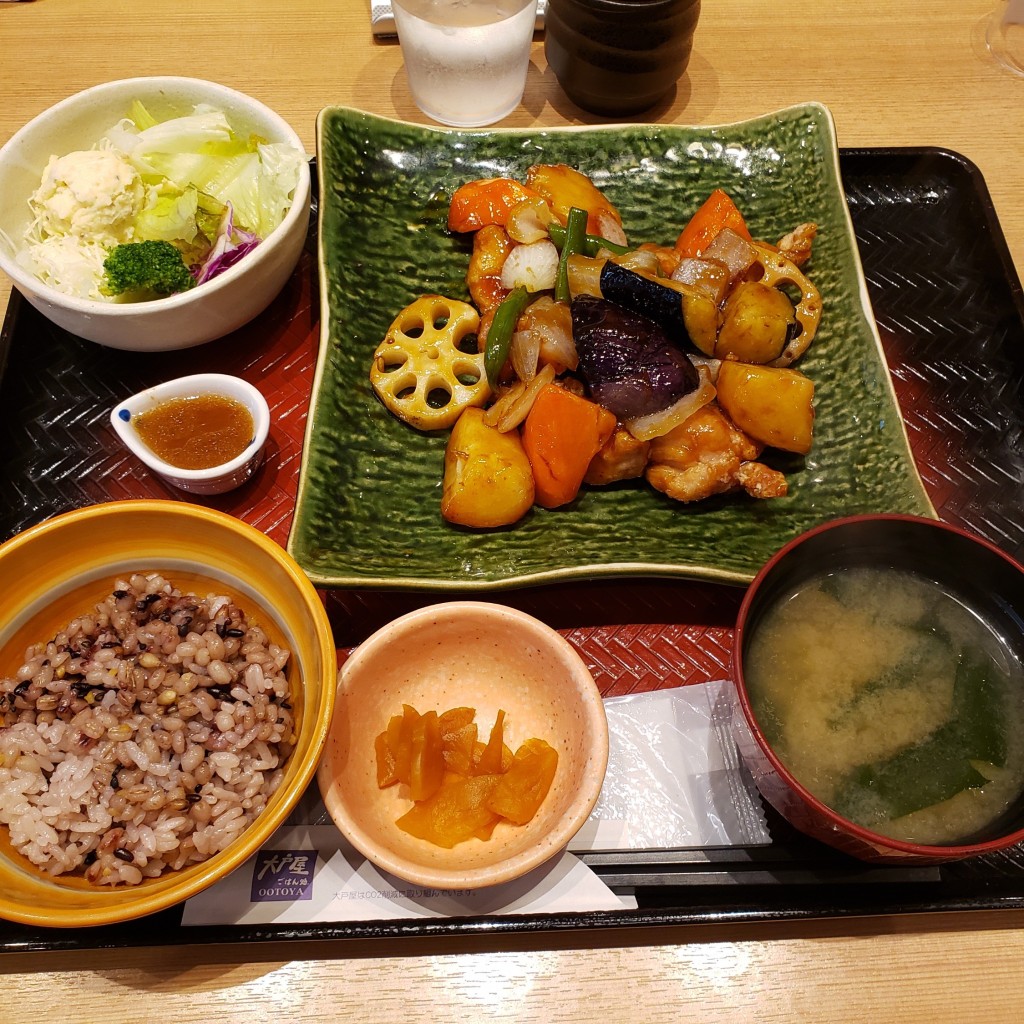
<box><xmin>545</xmin><ymin>0</ymin><xmax>701</xmax><ymax>116</ymax></box>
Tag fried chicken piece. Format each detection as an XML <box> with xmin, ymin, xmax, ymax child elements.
<box><xmin>584</xmin><ymin>425</ymin><xmax>651</xmax><ymax>485</ymax></box>
<box><xmin>775</xmin><ymin>222</ymin><xmax>818</xmax><ymax>268</ymax></box>
<box><xmin>467</xmin><ymin>224</ymin><xmax>513</xmax><ymax>313</ymax></box>
<box><xmin>645</xmin><ymin>403</ymin><xmax>788</xmax><ymax>504</ymax></box>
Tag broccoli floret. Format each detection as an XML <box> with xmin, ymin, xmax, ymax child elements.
<box><xmin>102</xmin><ymin>241</ymin><xmax>195</xmax><ymax>299</ymax></box>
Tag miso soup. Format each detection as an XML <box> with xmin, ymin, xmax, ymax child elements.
<box><xmin>745</xmin><ymin>565</ymin><xmax>1024</xmax><ymax>845</ymax></box>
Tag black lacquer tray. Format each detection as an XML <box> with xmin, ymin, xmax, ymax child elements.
<box><xmin>1</xmin><ymin>148</ymin><xmax>1023</xmax><ymax>953</ymax></box>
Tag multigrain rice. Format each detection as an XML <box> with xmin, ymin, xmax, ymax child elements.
<box><xmin>0</xmin><ymin>572</ymin><xmax>294</xmax><ymax>886</ymax></box>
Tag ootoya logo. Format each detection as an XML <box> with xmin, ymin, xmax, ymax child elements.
<box><xmin>250</xmin><ymin>850</ymin><xmax>317</xmax><ymax>902</ymax></box>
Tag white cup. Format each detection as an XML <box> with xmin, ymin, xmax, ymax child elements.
<box><xmin>393</xmin><ymin>0</ymin><xmax>537</xmax><ymax>127</ymax></box>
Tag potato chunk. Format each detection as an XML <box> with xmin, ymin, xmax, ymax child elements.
<box><xmin>715</xmin><ymin>281</ymin><xmax>796</xmax><ymax>363</ymax></box>
<box><xmin>525</xmin><ymin>163</ymin><xmax>625</xmax><ymax>243</ymax></box>
<box><xmin>716</xmin><ymin>360</ymin><xmax>815</xmax><ymax>454</ymax></box>
<box><xmin>682</xmin><ymin>292</ymin><xmax>721</xmax><ymax>357</ymax></box>
<box><xmin>441</xmin><ymin>407</ymin><xmax>535</xmax><ymax>527</ymax></box>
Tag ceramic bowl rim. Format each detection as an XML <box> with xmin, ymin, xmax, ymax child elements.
<box><xmin>733</xmin><ymin>512</ymin><xmax>1024</xmax><ymax>859</ymax></box>
<box><xmin>318</xmin><ymin>599</ymin><xmax>609</xmax><ymax>889</ymax></box>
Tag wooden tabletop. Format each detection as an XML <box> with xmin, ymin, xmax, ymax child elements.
<box><xmin>2</xmin><ymin>0</ymin><xmax>1024</xmax><ymax>1019</ymax></box>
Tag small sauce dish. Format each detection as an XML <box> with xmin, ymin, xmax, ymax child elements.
<box><xmin>110</xmin><ymin>373</ymin><xmax>270</xmax><ymax>495</ymax></box>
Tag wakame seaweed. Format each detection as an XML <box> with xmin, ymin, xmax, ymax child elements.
<box><xmin>826</xmin><ymin>614</ymin><xmax>973</xmax><ymax>730</ymax></box>
<box><xmin>833</xmin><ymin>646</ymin><xmax>1007</xmax><ymax>821</ymax></box>
<box><xmin>953</xmin><ymin>649</ymin><xmax>1007</xmax><ymax>768</ymax></box>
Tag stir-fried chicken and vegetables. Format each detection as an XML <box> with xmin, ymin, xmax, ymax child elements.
<box><xmin>368</xmin><ymin>164</ymin><xmax>822</xmax><ymax>528</ymax></box>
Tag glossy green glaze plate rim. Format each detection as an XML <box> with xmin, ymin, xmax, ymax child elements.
<box><xmin>290</xmin><ymin>104</ymin><xmax>935</xmax><ymax>591</ymax></box>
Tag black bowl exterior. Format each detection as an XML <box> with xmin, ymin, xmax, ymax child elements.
<box><xmin>732</xmin><ymin>514</ymin><xmax>1024</xmax><ymax>863</ymax></box>
<box><xmin>545</xmin><ymin>0</ymin><xmax>701</xmax><ymax>116</ymax></box>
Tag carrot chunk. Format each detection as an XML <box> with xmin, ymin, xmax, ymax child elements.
<box><xmin>520</xmin><ymin>384</ymin><xmax>617</xmax><ymax>508</ymax></box>
<box><xmin>448</xmin><ymin>178</ymin><xmax>541</xmax><ymax>233</ymax></box>
<box><xmin>674</xmin><ymin>188</ymin><xmax>752</xmax><ymax>257</ymax></box>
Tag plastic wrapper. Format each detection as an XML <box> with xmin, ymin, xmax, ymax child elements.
<box><xmin>295</xmin><ymin>678</ymin><xmax>770</xmax><ymax>852</ymax></box>
<box><xmin>586</xmin><ymin>680</ymin><xmax>771</xmax><ymax>849</ymax></box>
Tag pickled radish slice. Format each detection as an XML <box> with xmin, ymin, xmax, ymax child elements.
<box><xmin>487</xmin><ymin>738</ymin><xmax>559</xmax><ymax>825</ymax></box>
<box><xmin>475</xmin><ymin>708</ymin><xmax>507</xmax><ymax>774</ymax></box>
<box><xmin>374</xmin><ymin>704</ymin><xmax>559</xmax><ymax>848</ymax></box>
<box><xmin>396</xmin><ymin>773</ymin><xmax>502</xmax><ymax>848</ymax></box>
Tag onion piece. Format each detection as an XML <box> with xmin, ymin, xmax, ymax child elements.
<box><xmin>567</xmin><ymin>254</ymin><xmax>604</xmax><ymax>299</ymax></box>
<box><xmin>623</xmin><ymin>365</ymin><xmax>716</xmax><ymax>441</ymax></box>
<box><xmin>609</xmin><ymin>247</ymin><xmax>661</xmax><ymax>277</ymax></box>
<box><xmin>520</xmin><ymin>295</ymin><xmax>577</xmax><ymax>373</ymax></box>
<box><xmin>506</xmin><ymin>197</ymin><xmax>557</xmax><ymax>244</ymax></box>
<box><xmin>482</xmin><ymin>363</ymin><xmax>557</xmax><ymax>432</ymax></box>
<box><xmin>509</xmin><ymin>328</ymin><xmax>541</xmax><ymax>382</ymax></box>
<box><xmin>500</xmin><ymin>239</ymin><xmax>559</xmax><ymax>292</ymax></box>
<box><xmin>687</xmin><ymin>353</ymin><xmax>722</xmax><ymax>383</ymax></box>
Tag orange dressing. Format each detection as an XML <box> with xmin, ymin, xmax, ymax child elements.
<box><xmin>133</xmin><ymin>394</ymin><xmax>254</xmax><ymax>470</ymax></box>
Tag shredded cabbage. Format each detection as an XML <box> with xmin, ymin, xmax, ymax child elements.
<box><xmin>17</xmin><ymin>235</ymin><xmax>110</xmax><ymax>300</ymax></box>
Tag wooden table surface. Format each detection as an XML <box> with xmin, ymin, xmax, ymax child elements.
<box><xmin>2</xmin><ymin>0</ymin><xmax>1024</xmax><ymax>1020</ymax></box>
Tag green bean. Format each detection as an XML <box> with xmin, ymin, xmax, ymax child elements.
<box><xmin>484</xmin><ymin>286</ymin><xmax>530</xmax><ymax>388</ymax></box>
<box><xmin>548</xmin><ymin>221</ymin><xmax>632</xmax><ymax>257</ymax></box>
<box><xmin>554</xmin><ymin>206</ymin><xmax>590</xmax><ymax>304</ymax></box>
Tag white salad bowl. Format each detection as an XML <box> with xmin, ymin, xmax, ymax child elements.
<box><xmin>0</xmin><ymin>76</ymin><xmax>311</xmax><ymax>351</ymax></box>
<box><xmin>111</xmin><ymin>372</ymin><xmax>271</xmax><ymax>495</ymax></box>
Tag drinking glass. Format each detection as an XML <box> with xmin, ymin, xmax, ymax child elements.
<box><xmin>392</xmin><ymin>0</ymin><xmax>538</xmax><ymax>127</ymax></box>
<box><xmin>986</xmin><ymin>0</ymin><xmax>1024</xmax><ymax>75</ymax></box>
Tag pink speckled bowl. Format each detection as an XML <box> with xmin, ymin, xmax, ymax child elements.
<box><xmin>317</xmin><ymin>601</ymin><xmax>608</xmax><ymax>890</ymax></box>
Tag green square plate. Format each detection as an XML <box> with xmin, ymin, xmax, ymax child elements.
<box><xmin>288</xmin><ymin>103</ymin><xmax>934</xmax><ymax>591</ymax></box>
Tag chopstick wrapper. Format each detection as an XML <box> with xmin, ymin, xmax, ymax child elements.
<box><xmin>182</xmin><ymin>681</ymin><xmax>765</xmax><ymax>926</ymax></box>
<box><xmin>370</xmin><ymin>0</ymin><xmax>546</xmax><ymax>38</ymax></box>
<box><xmin>182</xmin><ymin>828</ymin><xmax>632</xmax><ymax>926</ymax></box>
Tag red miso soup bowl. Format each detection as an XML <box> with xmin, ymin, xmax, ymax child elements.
<box><xmin>731</xmin><ymin>514</ymin><xmax>1024</xmax><ymax>863</ymax></box>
